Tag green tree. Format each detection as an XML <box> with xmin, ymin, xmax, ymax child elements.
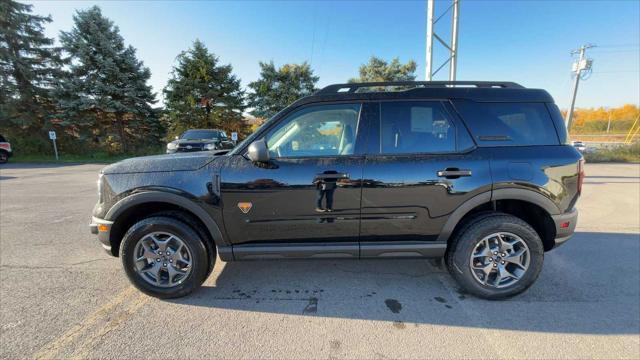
<box><xmin>57</xmin><ymin>6</ymin><xmax>160</xmax><ymax>153</ymax></box>
<box><xmin>349</xmin><ymin>56</ymin><xmax>417</xmax><ymax>83</ymax></box>
<box><xmin>247</xmin><ymin>61</ymin><xmax>319</xmax><ymax>119</ymax></box>
<box><xmin>163</xmin><ymin>40</ymin><xmax>246</xmax><ymax>138</ymax></box>
<box><xmin>0</xmin><ymin>0</ymin><xmax>65</xmax><ymax>152</ymax></box>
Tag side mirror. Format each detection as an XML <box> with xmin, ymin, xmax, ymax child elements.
<box><xmin>247</xmin><ymin>139</ymin><xmax>270</xmax><ymax>162</ymax></box>
<box><xmin>174</xmin><ymin>136</ymin><xmax>179</xmax><ymax>140</ymax></box>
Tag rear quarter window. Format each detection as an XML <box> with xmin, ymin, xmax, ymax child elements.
<box><xmin>453</xmin><ymin>100</ymin><xmax>560</xmax><ymax>146</ymax></box>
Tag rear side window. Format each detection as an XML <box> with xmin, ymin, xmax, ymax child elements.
<box><xmin>380</xmin><ymin>101</ymin><xmax>456</xmax><ymax>154</ymax></box>
<box><xmin>453</xmin><ymin>100</ymin><xmax>560</xmax><ymax>146</ymax></box>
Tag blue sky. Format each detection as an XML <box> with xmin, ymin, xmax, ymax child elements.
<box><xmin>29</xmin><ymin>0</ymin><xmax>640</xmax><ymax>109</ymax></box>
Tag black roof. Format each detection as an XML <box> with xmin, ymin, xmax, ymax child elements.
<box><xmin>295</xmin><ymin>81</ymin><xmax>554</xmax><ymax>106</ymax></box>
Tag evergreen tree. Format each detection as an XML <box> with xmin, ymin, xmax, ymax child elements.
<box><xmin>163</xmin><ymin>40</ymin><xmax>246</xmax><ymax>137</ymax></box>
<box><xmin>247</xmin><ymin>61</ymin><xmax>318</xmax><ymax>119</ymax></box>
<box><xmin>57</xmin><ymin>6</ymin><xmax>159</xmax><ymax>153</ymax></box>
<box><xmin>0</xmin><ymin>0</ymin><xmax>65</xmax><ymax>150</ymax></box>
<box><xmin>349</xmin><ymin>56</ymin><xmax>417</xmax><ymax>83</ymax></box>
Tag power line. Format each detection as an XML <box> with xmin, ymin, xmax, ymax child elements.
<box><xmin>596</xmin><ymin>43</ymin><xmax>640</xmax><ymax>48</ymax></box>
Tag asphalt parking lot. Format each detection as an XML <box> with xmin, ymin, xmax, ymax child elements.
<box><xmin>1</xmin><ymin>162</ymin><xmax>639</xmax><ymax>359</ymax></box>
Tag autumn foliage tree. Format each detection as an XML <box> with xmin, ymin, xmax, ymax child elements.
<box><xmin>565</xmin><ymin>104</ymin><xmax>639</xmax><ymax>134</ymax></box>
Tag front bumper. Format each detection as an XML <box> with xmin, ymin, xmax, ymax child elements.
<box><xmin>551</xmin><ymin>208</ymin><xmax>578</xmax><ymax>249</ymax></box>
<box><xmin>89</xmin><ymin>216</ymin><xmax>115</xmax><ymax>255</ymax></box>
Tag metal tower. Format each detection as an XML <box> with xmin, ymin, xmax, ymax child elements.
<box><xmin>425</xmin><ymin>0</ymin><xmax>460</xmax><ymax>81</ymax></box>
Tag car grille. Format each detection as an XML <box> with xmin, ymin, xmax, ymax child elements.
<box><xmin>176</xmin><ymin>144</ymin><xmax>204</xmax><ymax>152</ymax></box>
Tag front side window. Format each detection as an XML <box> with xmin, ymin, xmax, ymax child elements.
<box><xmin>265</xmin><ymin>104</ymin><xmax>361</xmax><ymax>158</ymax></box>
<box><xmin>380</xmin><ymin>101</ymin><xmax>456</xmax><ymax>154</ymax></box>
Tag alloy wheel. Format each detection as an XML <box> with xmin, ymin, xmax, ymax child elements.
<box><xmin>133</xmin><ymin>231</ymin><xmax>193</xmax><ymax>288</ymax></box>
<box><xmin>469</xmin><ymin>232</ymin><xmax>530</xmax><ymax>288</ymax></box>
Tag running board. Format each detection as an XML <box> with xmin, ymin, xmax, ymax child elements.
<box><xmin>231</xmin><ymin>242</ymin><xmax>446</xmax><ymax>261</ymax></box>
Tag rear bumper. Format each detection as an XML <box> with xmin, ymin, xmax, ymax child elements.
<box><xmin>89</xmin><ymin>216</ymin><xmax>115</xmax><ymax>255</ymax></box>
<box><xmin>551</xmin><ymin>208</ymin><xmax>578</xmax><ymax>249</ymax></box>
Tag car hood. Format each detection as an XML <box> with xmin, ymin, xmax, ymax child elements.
<box><xmin>102</xmin><ymin>151</ymin><xmax>226</xmax><ymax>174</ymax></box>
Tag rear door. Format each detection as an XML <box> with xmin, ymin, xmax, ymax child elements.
<box><xmin>359</xmin><ymin>100</ymin><xmax>492</xmax><ymax>254</ymax></box>
<box><xmin>220</xmin><ymin>103</ymin><xmax>367</xmax><ymax>251</ymax></box>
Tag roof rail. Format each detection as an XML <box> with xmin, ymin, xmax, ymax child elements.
<box><xmin>316</xmin><ymin>81</ymin><xmax>525</xmax><ymax>95</ymax></box>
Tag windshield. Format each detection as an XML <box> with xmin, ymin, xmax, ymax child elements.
<box><xmin>181</xmin><ymin>130</ymin><xmax>226</xmax><ymax>140</ymax></box>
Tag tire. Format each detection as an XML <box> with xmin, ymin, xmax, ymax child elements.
<box><xmin>446</xmin><ymin>213</ymin><xmax>544</xmax><ymax>300</ymax></box>
<box><xmin>120</xmin><ymin>216</ymin><xmax>209</xmax><ymax>299</ymax></box>
<box><xmin>152</xmin><ymin>210</ymin><xmax>217</xmax><ymax>281</ymax></box>
<box><xmin>0</xmin><ymin>151</ymin><xmax>8</xmax><ymax>164</ymax></box>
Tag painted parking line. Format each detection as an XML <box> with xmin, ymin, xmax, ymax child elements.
<box><xmin>33</xmin><ymin>286</ymin><xmax>148</xmax><ymax>359</ymax></box>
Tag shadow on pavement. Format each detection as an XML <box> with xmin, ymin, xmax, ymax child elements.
<box><xmin>0</xmin><ymin>162</ymin><xmax>92</xmax><ymax>169</ymax></box>
<box><xmin>171</xmin><ymin>231</ymin><xmax>640</xmax><ymax>335</ymax></box>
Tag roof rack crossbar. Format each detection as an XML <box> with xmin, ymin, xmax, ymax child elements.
<box><xmin>317</xmin><ymin>81</ymin><xmax>525</xmax><ymax>94</ymax></box>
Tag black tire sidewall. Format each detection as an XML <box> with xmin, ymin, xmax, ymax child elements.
<box><xmin>0</xmin><ymin>152</ymin><xmax>7</xmax><ymax>164</ymax></box>
<box><xmin>120</xmin><ymin>217</ymin><xmax>208</xmax><ymax>299</ymax></box>
<box><xmin>448</xmin><ymin>214</ymin><xmax>544</xmax><ymax>300</ymax></box>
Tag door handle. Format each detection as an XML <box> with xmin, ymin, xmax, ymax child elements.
<box><xmin>437</xmin><ymin>168</ymin><xmax>472</xmax><ymax>178</ymax></box>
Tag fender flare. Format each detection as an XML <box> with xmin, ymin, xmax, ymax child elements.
<box><xmin>436</xmin><ymin>191</ymin><xmax>491</xmax><ymax>243</ymax></box>
<box><xmin>105</xmin><ymin>190</ymin><xmax>228</xmax><ymax>248</ymax></box>
<box><xmin>436</xmin><ymin>188</ymin><xmax>560</xmax><ymax>243</ymax></box>
<box><xmin>492</xmin><ymin>188</ymin><xmax>560</xmax><ymax>215</ymax></box>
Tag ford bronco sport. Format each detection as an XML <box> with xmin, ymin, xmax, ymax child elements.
<box><xmin>90</xmin><ymin>81</ymin><xmax>583</xmax><ymax>300</ymax></box>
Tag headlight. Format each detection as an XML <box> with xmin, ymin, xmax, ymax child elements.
<box><xmin>204</xmin><ymin>143</ymin><xmax>217</xmax><ymax>150</ymax></box>
<box><xmin>167</xmin><ymin>142</ymin><xmax>178</xmax><ymax>150</ymax></box>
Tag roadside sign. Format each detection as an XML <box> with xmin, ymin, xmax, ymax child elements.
<box><xmin>231</xmin><ymin>132</ymin><xmax>238</xmax><ymax>141</ymax></box>
<box><xmin>49</xmin><ymin>130</ymin><xmax>58</xmax><ymax>160</ymax></box>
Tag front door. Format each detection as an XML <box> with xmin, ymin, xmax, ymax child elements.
<box><xmin>360</xmin><ymin>100</ymin><xmax>492</xmax><ymax>250</ymax></box>
<box><xmin>221</xmin><ymin>103</ymin><xmax>366</xmax><ymax>249</ymax></box>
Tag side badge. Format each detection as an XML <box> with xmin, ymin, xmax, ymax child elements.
<box><xmin>238</xmin><ymin>202</ymin><xmax>253</xmax><ymax>214</ymax></box>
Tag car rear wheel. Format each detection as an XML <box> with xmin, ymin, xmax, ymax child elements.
<box><xmin>446</xmin><ymin>213</ymin><xmax>544</xmax><ymax>300</ymax></box>
<box><xmin>120</xmin><ymin>216</ymin><xmax>209</xmax><ymax>298</ymax></box>
<box><xmin>0</xmin><ymin>151</ymin><xmax>8</xmax><ymax>164</ymax></box>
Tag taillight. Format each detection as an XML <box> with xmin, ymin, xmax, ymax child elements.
<box><xmin>0</xmin><ymin>143</ymin><xmax>10</xmax><ymax>151</ymax></box>
<box><xmin>577</xmin><ymin>158</ymin><xmax>585</xmax><ymax>195</ymax></box>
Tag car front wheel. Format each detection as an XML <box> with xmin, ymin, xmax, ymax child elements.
<box><xmin>446</xmin><ymin>213</ymin><xmax>544</xmax><ymax>300</ymax></box>
<box><xmin>120</xmin><ymin>216</ymin><xmax>209</xmax><ymax>298</ymax></box>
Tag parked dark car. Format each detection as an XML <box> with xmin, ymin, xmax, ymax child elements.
<box><xmin>571</xmin><ymin>140</ymin><xmax>587</xmax><ymax>152</ymax></box>
<box><xmin>166</xmin><ymin>129</ymin><xmax>235</xmax><ymax>154</ymax></box>
<box><xmin>0</xmin><ymin>134</ymin><xmax>13</xmax><ymax>164</ymax></box>
<box><xmin>91</xmin><ymin>81</ymin><xmax>583</xmax><ymax>300</ymax></box>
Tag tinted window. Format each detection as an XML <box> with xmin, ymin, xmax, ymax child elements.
<box><xmin>454</xmin><ymin>101</ymin><xmax>560</xmax><ymax>146</ymax></box>
<box><xmin>380</xmin><ymin>101</ymin><xmax>456</xmax><ymax>154</ymax></box>
<box><xmin>265</xmin><ymin>103</ymin><xmax>360</xmax><ymax>158</ymax></box>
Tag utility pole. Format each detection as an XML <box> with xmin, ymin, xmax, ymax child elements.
<box><xmin>565</xmin><ymin>44</ymin><xmax>595</xmax><ymax>131</ymax></box>
<box><xmin>425</xmin><ymin>0</ymin><xmax>460</xmax><ymax>81</ymax></box>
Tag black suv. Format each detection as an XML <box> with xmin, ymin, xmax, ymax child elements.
<box><xmin>166</xmin><ymin>129</ymin><xmax>235</xmax><ymax>153</ymax></box>
<box><xmin>91</xmin><ymin>81</ymin><xmax>583</xmax><ymax>300</ymax></box>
